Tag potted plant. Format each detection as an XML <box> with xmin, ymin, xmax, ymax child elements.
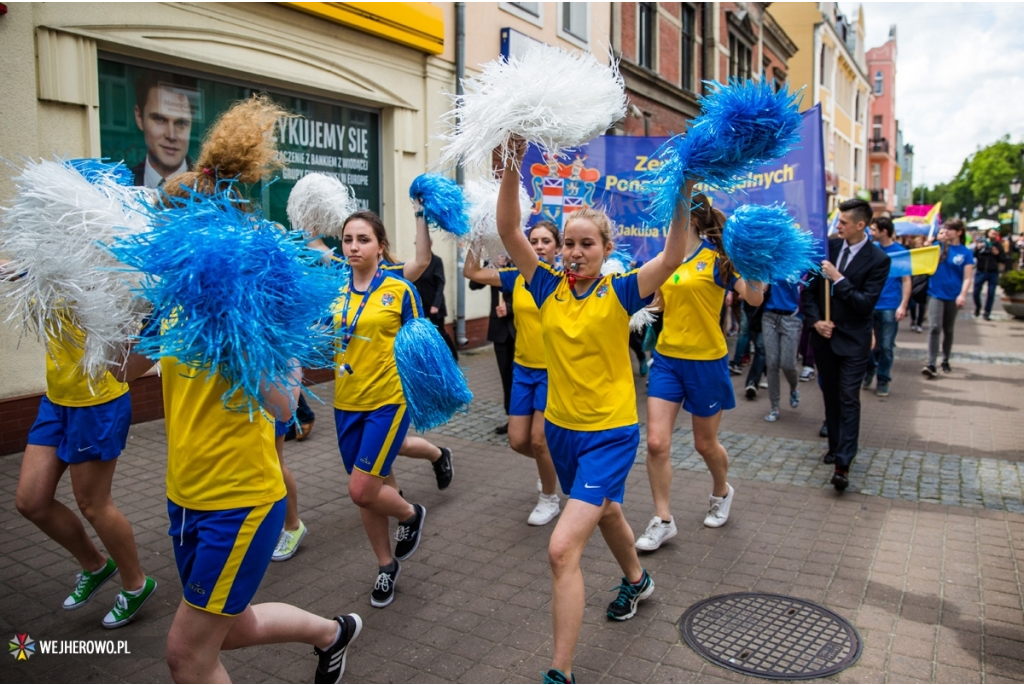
<box><xmin>999</xmin><ymin>270</ymin><xmax>1024</xmax><ymax>319</ymax></box>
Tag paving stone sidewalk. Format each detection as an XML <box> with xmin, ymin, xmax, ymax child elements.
<box><xmin>1</xmin><ymin>316</ymin><xmax>1022</xmax><ymax>683</ymax></box>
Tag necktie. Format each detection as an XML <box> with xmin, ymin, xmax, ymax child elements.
<box><xmin>838</xmin><ymin>246</ymin><xmax>851</xmax><ymax>273</ymax></box>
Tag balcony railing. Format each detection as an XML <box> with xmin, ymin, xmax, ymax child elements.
<box><xmin>869</xmin><ymin>188</ymin><xmax>887</xmax><ymax>203</ymax></box>
<box><xmin>870</xmin><ymin>138</ymin><xmax>889</xmax><ymax>153</ymax></box>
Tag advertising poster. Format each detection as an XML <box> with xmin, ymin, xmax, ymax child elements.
<box><xmin>97</xmin><ymin>59</ymin><xmax>381</xmax><ymax>227</ymax></box>
<box><xmin>522</xmin><ymin>105</ymin><xmax>827</xmax><ymax>263</ymax></box>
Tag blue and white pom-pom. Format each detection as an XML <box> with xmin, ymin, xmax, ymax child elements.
<box><xmin>598</xmin><ymin>246</ymin><xmax>655</xmax><ymax>332</ymax></box>
<box><xmin>723</xmin><ymin>203</ymin><xmax>818</xmax><ymax>285</ymax></box>
<box><xmin>440</xmin><ymin>43</ymin><xmax>626</xmax><ymax>169</ymax></box>
<box><xmin>0</xmin><ymin>157</ymin><xmax>150</xmax><ymax>381</ymax></box>
<box><xmin>410</xmin><ymin>174</ymin><xmax>469</xmax><ymax>236</ymax></box>
<box><xmin>394</xmin><ymin>317</ymin><xmax>473</xmax><ymax>432</ymax></box>
<box><xmin>286</xmin><ymin>172</ymin><xmax>358</xmax><ymax>238</ymax></box>
<box><xmin>645</xmin><ymin>79</ymin><xmax>803</xmax><ymax>226</ymax></box>
<box><xmin>463</xmin><ymin>177</ymin><xmax>532</xmax><ymax>261</ymax></box>
<box><xmin>66</xmin><ymin>158</ymin><xmax>135</xmax><ymax>188</ymax></box>
<box><xmin>109</xmin><ymin>186</ymin><xmax>347</xmax><ymax>414</ymax></box>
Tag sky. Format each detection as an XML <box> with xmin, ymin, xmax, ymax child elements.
<box><xmin>838</xmin><ymin>2</ymin><xmax>1024</xmax><ymax>188</ymax></box>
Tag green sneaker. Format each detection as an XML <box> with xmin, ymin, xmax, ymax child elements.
<box><xmin>271</xmin><ymin>520</ymin><xmax>308</xmax><ymax>562</ymax></box>
<box><xmin>63</xmin><ymin>558</ymin><xmax>118</xmax><ymax>610</ymax></box>
<box><xmin>102</xmin><ymin>576</ymin><xmax>157</xmax><ymax>629</ymax></box>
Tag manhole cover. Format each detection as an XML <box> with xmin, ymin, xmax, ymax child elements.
<box><xmin>679</xmin><ymin>593</ymin><xmax>861</xmax><ymax>680</ymax></box>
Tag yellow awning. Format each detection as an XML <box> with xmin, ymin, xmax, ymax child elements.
<box><xmin>284</xmin><ymin>2</ymin><xmax>444</xmax><ymax>55</ymax></box>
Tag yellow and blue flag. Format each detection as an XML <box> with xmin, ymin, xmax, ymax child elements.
<box><xmin>888</xmin><ymin>245</ymin><xmax>940</xmax><ymax>278</ymax></box>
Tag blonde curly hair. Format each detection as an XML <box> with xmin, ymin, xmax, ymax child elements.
<box><xmin>163</xmin><ymin>94</ymin><xmax>293</xmax><ymax>199</ymax></box>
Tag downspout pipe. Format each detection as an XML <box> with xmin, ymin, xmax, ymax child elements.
<box><xmin>454</xmin><ymin>2</ymin><xmax>467</xmax><ymax>346</ymax></box>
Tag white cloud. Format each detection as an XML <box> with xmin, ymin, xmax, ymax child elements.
<box><xmin>840</xmin><ymin>2</ymin><xmax>1024</xmax><ymax>187</ymax></box>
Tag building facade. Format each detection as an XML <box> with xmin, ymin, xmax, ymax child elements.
<box><xmin>896</xmin><ymin>140</ymin><xmax>915</xmax><ymax>212</ymax></box>
<box><xmin>610</xmin><ymin>3</ymin><xmax>795</xmax><ymax>138</ymax></box>
<box><xmin>770</xmin><ymin>2</ymin><xmax>870</xmax><ymax>211</ymax></box>
<box><xmin>866</xmin><ymin>26</ymin><xmax>898</xmax><ymax>216</ymax></box>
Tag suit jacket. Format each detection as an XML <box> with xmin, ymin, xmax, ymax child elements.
<box><xmin>469</xmin><ymin>281</ymin><xmax>515</xmax><ymax>344</ymax></box>
<box><xmin>131</xmin><ymin>156</ymin><xmax>194</xmax><ymax>188</ymax></box>
<box><xmin>413</xmin><ymin>253</ymin><xmax>447</xmax><ymax>319</ymax></box>
<box><xmin>801</xmin><ymin>237</ymin><xmax>891</xmax><ymax>357</ymax></box>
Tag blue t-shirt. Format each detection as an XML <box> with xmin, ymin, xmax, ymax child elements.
<box><xmin>765</xmin><ymin>280</ymin><xmax>801</xmax><ymax>314</ymax></box>
<box><xmin>927</xmin><ymin>244</ymin><xmax>975</xmax><ymax>301</ymax></box>
<box><xmin>876</xmin><ymin>242</ymin><xmax>909</xmax><ymax>310</ymax></box>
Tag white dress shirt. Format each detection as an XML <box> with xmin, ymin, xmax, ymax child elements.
<box><xmin>832</xmin><ymin>235</ymin><xmax>869</xmax><ymax>284</ymax></box>
<box><xmin>143</xmin><ymin>157</ymin><xmax>188</xmax><ymax>189</ymax></box>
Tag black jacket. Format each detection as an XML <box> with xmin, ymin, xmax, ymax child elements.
<box><xmin>973</xmin><ymin>240</ymin><xmax>1005</xmax><ymax>273</ymax></box>
<box><xmin>413</xmin><ymin>253</ymin><xmax>447</xmax><ymax>319</ymax></box>
<box><xmin>802</xmin><ymin>237</ymin><xmax>891</xmax><ymax>357</ymax></box>
<box><xmin>469</xmin><ymin>280</ymin><xmax>515</xmax><ymax>344</ymax></box>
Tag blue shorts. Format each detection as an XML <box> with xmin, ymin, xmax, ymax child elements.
<box><xmin>544</xmin><ymin>422</ymin><xmax>640</xmax><ymax>506</ymax></box>
<box><xmin>27</xmin><ymin>394</ymin><xmax>132</xmax><ymax>463</ymax></box>
<box><xmin>334</xmin><ymin>404</ymin><xmax>410</xmax><ymax>478</ymax></box>
<box><xmin>509</xmin><ymin>363</ymin><xmax>547</xmax><ymax>416</ymax></box>
<box><xmin>167</xmin><ymin>497</ymin><xmax>285</xmax><ymax>616</ymax></box>
<box><xmin>647</xmin><ymin>352</ymin><xmax>736</xmax><ymax>417</ymax></box>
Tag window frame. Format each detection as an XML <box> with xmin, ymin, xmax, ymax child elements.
<box><xmin>874</xmin><ymin>70</ymin><xmax>883</xmax><ymax>95</ymax></box>
<box><xmin>680</xmin><ymin>3</ymin><xmax>696</xmax><ymax>92</ymax></box>
<box><xmin>557</xmin><ymin>2</ymin><xmax>589</xmax><ymax>48</ymax></box>
<box><xmin>638</xmin><ymin>2</ymin><xmax>656</xmax><ymax>70</ymax></box>
<box><xmin>500</xmin><ymin>2</ymin><xmax>544</xmax><ymax>28</ymax></box>
<box><xmin>729</xmin><ymin>33</ymin><xmax>752</xmax><ymax>81</ymax></box>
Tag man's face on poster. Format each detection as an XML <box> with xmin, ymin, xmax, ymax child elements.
<box><xmin>134</xmin><ymin>85</ymin><xmax>193</xmax><ymax>176</ymax></box>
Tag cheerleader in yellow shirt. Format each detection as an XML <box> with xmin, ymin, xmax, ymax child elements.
<box><xmin>635</xmin><ymin>197</ymin><xmax>764</xmax><ymax>553</ymax></box>
<box><xmin>333</xmin><ymin>210</ymin><xmax>433</xmax><ymax>610</ymax></box>
<box><xmin>496</xmin><ymin>138</ymin><xmax>693</xmax><ymax>684</ymax></box>
<box><xmin>464</xmin><ymin>220</ymin><xmax>561</xmax><ymax>526</ymax></box>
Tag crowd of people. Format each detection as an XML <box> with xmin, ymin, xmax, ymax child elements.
<box><xmin>7</xmin><ymin>93</ymin><xmax>1018</xmax><ymax>685</ymax></box>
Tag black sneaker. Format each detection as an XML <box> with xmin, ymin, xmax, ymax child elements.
<box><xmin>819</xmin><ymin>422</ymin><xmax>828</xmax><ymax>438</ymax></box>
<box><xmin>941</xmin><ymin>361</ymin><xmax>952</xmax><ymax>374</ymax></box>
<box><xmin>370</xmin><ymin>562</ymin><xmax>400</xmax><ymax>608</ymax></box>
<box><xmin>543</xmin><ymin>669</ymin><xmax>575</xmax><ymax>683</ymax></box>
<box><xmin>606</xmin><ymin>569</ymin><xmax>654</xmax><ymax>621</ymax></box>
<box><xmin>922</xmin><ymin>364</ymin><xmax>937</xmax><ymax>379</ymax></box>
<box><xmin>394</xmin><ymin>504</ymin><xmax>426</xmax><ymax>561</ymax></box>
<box><xmin>745</xmin><ymin>383</ymin><xmax>757</xmax><ymax>400</ymax></box>
<box><xmin>314</xmin><ymin>613</ymin><xmax>362</xmax><ymax>683</ymax></box>
<box><xmin>432</xmin><ymin>447</ymin><xmax>453</xmax><ymax>490</ymax></box>
<box><xmin>728</xmin><ymin>363</ymin><xmax>743</xmax><ymax>376</ymax></box>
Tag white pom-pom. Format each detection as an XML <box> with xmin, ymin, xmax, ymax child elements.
<box><xmin>440</xmin><ymin>44</ymin><xmax>626</xmax><ymax>169</ymax></box>
<box><xmin>601</xmin><ymin>257</ymin><xmax>629</xmax><ymax>276</ymax></box>
<box><xmin>0</xmin><ymin>159</ymin><xmax>150</xmax><ymax>381</ymax></box>
<box><xmin>286</xmin><ymin>173</ymin><xmax>358</xmax><ymax>238</ymax></box>
<box><xmin>629</xmin><ymin>306</ymin><xmax>656</xmax><ymax>333</ymax></box>
<box><xmin>463</xmin><ymin>177</ymin><xmax>532</xmax><ymax>262</ymax></box>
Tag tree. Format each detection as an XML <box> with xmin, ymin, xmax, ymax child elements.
<box><xmin>918</xmin><ymin>136</ymin><xmax>1024</xmax><ymax>219</ymax></box>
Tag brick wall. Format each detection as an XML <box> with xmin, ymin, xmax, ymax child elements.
<box><xmin>621</xmin><ymin>2</ymin><xmax>636</xmax><ymax>62</ymax></box>
<box><xmin>0</xmin><ymin>316</ymin><xmax>495</xmax><ymax>456</ymax></box>
<box><xmin>658</xmin><ymin>8</ymin><xmax>680</xmax><ymax>86</ymax></box>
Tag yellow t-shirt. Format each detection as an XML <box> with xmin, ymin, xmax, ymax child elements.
<box><xmin>656</xmin><ymin>241</ymin><xmax>735</xmax><ymax>361</ymax></box>
<box><xmin>333</xmin><ymin>270</ymin><xmax>422</xmax><ymax>411</ymax></box>
<box><xmin>498</xmin><ymin>268</ymin><xmax>545</xmax><ymax>369</ymax></box>
<box><xmin>45</xmin><ymin>319</ymin><xmax>128</xmax><ymax>407</ymax></box>
<box><xmin>529</xmin><ymin>262</ymin><xmax>651</xmax><ymax>431</ymax></box>
<box><xmin>160</xmin><ymin>357</ymin><xmax>285</xmax><ymax>510</ymax></box>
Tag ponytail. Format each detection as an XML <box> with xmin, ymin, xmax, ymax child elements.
<box><xmin>691</xmin><ymin>194</ymin><xmax>733</xmax><ymax>277</ymax></box>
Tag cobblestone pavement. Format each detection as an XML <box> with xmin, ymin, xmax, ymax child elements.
<box><xmin>1</xmin><ymin>316</ymin><xmax>1022</xmax><ymax>683</ymax></box>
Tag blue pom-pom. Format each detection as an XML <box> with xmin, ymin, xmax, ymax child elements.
<box><xmin>66</xmin><ymin>158</ymin><xmax>134</xmax><ymax>188</ymax></box>
<box><xmin>409</xmin><ymin>174</ymin><xmax>469</xmax><ymax>236</ymax></box>
<box><xmin>722</xmin><ymin>203</ymin><xmax>819</xmax><ymax>285</ymax></box>
<box><xmin>394</xmin><ymin>317</ymin><xmax>473</xmax><ymax>432</ymax></box>
<box><xmin>108</xmin><ymin>186</ymin><xmax>346</xmax><ymax>414</ymax></box>
<box><xmin>644</xmin><ymin>79</ymin><xmax>803</xmax><ymax>226</ymax></box>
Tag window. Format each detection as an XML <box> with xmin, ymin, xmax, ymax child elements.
<box><xmin>854</xmin><ymin>91</ymin><xmax>861</xmax><ymax>122</ymax></box>
<box><xmin>510</xmin><ymin>2</ymin><xmax>540</xmax><ymax>16</ymax></box>
<box><xmin>871</xmin><ymin>163</ymin><xmax>881</xmax><ymax>189</ymax></box>
<box><xmin>638</xmin><ymin>3</ymin><xmax>656</xmax><ymax>69</ymax></box>
<box><xmin>500</xmin><ymin>2</ymin><xmax>543</xmax><ymax>27</ymax></box>
<box><xmin>560</xmin><ymin>3</ymin><xmax>588</xmax><ymax>43</ymax></box>
<box><xmin>854</xmin><ymin>149</ymin><xmax>861</xmax><ymax>185</ymax></box>
<box><xmin>729</xmin><ymin>34</ymin><xmax>752</xmax><ymax>81</ymax></box>
<box><xmin>681</xmin><ymin>4</ymin><xmax>696</xmax><ymax>91</ymax></box>
<box><xmin>874</xmin><ymin>70</ymin><xmax>883</xmax><ymax>95</ymax></box>
<box><xmin>820</xmin><ymin>45</ymin><xmax>826</xmax><ymax>85</ymax></box>
<box><xmin>872</xmin><ymin>115</ymin><xmax>882</xmax><ymax>141</ymax></box>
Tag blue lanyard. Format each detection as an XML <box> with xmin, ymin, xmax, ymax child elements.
<box><xmin>338</xmin><ymin>266</ymin><xmax>387</xmax><ymax>374</ymax></box>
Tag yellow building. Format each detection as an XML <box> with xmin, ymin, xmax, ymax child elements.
<box><xmin>769</xmin><ymin>2</ymin><xmax>871</xmax><ymax>211</ymax></box>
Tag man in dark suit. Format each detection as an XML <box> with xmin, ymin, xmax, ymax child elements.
<box><xmin>413</xmin><ymin>242</ymin><xmax>458</xmax><ymax>360</ymax></box>
<box><xmin>469</xmin><ymin>259</ymin><xmax>516</xmax><ymax>434</ymax></box>
<box><xmin>801</xmin><ymin>199</ymin><xmax>891</xmax><ymax>492</ymax></box>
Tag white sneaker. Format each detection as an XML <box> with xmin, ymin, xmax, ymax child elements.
<box><xmin>527</xmin><ymin>493</ymin><xmax>560</xmax><ymax>526</ymax></box>
<box><xmin>537</xmin><ymin>478</ymin><xmax>543</xmax><ymax>493</ymax></box>
<box><xmin>800</xmin><ymin>366</ymin><xmax>815</xmax><ymax>382</ymax></box>
<box><xmin>704</xmin><ymin>484</ymin><xmax>735</xmax><ymax>528</ymax></box>
<box><xmin>635</xmin><ymin>516</ymin><xmax>677</xmax><ymax>551</ymax></box>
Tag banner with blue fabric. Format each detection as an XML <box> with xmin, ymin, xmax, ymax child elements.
<box><xmin>522</xmin><ymin>105</ymin><xmax>826</xmax><ymax>265</ymax></box>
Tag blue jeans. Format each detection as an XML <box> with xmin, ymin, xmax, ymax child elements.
<box><xmin>731</xmin><ymin>309</ymin><xmax>750</xmax><ymax>366</ymax></box>
<box><xmin>973</xmin><ymin>271</ymin><xmax>999</xmax><ymax>317</ymax></box>
<box><xmin>866</xmin><ymin>309</ymin><xmax>898</xmax><ymax>384</ymax></box>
